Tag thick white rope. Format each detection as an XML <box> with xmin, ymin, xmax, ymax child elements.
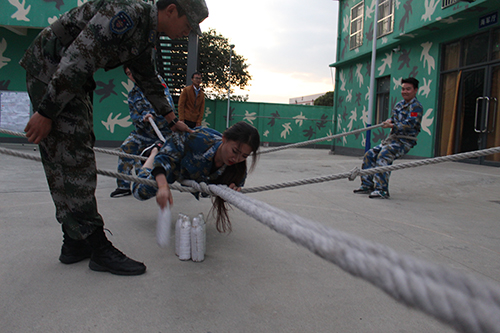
<box><xmin>2</xmin><ymin>145</ymin><xmax>500</xmax><ymax>197</ymax></box>
<box><xmin>258</xmin><ymin>123</ymin><xmax>384</xmax><ymax>154</ymax></box>
<box><xmin>242</xmin><ymin>146</ymin><xmax>500</xmax><ymax>193</ymax></box>
<box><xmin>0</xmin><ymin>146</ymin><xmax>194</xmax><ymax>193</ymax></box>
<box><xmin>93</xmin><ymin>147</ymin><xmax>147</xmax><ymax>161</ymax></box>
<box><xmin>1</xmin><ymin>124</ymin><xmax>386</xmax><ymax>160</ymax></box>
<box><xmin>0</xmin><ymin>127</ymin><xmax>148</xmax><ymax>161</ymax></box>
<box><xmin>148</xmin><ymin>117</ymin><xmax>166</xmax><ymax>143</ymax></box>
<box><xmin>182</xmin><ymin>180</ymin><xmax>500</xmax><ymax>333</ymax></box>
<box><xmin>98</xmin><ymin>116</ymin><xmax>168</xmax><ymax>159</ymax></box>
<box><xmin>3</xmin><ymin>142</ymin><xmax>500</xmax><ymax>331</ymax></box>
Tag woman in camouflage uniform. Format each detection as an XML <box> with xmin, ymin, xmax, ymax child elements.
<box><xmin>133</xmin><ymin>122</ymin><xmax>261</xmax><ymax>233</ymax></box>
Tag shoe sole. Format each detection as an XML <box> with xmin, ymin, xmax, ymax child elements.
<box><xmin>353</xmin><ymin>188</ymin><xmax>373</xmax><ymax>194</ymax></box>
<box><xmin>89</xmin><ymin>260</ymin><xmax>146</xmax><ymax>276</ymax></box>
<box><xmin>110</xmin><ymin>191</ymin><xmax>132</xmax><ymax>198</ymax></box>
<box><xmin>59</xmin><ymin>254</ymin><xmax>91</xmax><ymax>265</ymax></box>
<box><xmin>353</xmin><ymin>190</ymin><xmax>372</xmax><ymax>194</ymax></box>
<box><xmin>368</xmin><ymin>195</ymin><xmax>390</xmax><ymax>199</ymax></box>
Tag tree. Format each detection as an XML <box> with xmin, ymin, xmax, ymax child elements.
<box><xmin>198</xmin><ymin>28</ymin><xmax>252</xmax><ymax>101</ymax></box>
<box><xmin>314</xmin><ymin>91</ymin><xmax>334</xmax><ymax>106</ymax></box>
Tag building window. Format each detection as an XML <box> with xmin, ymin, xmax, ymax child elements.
<box><xmin>377</xmin><ymin>0</ymin><xmax>394</xmax><ymax>38</ymax></box>
<box><xmin>493</xmin><ymin>28</ymin><xmax>500</xmax><ymax>61</ymax></box>
<box><xmin>441</xmin><ymin>27</ymin><xmax>500</xmax><ymax>70</ymax></box>
<box><xmin>350</xmin><ymin>1</ymin><xmax>364</xmax><ymax>50</ymax></box>
<box><xmin>375</xmin><ymin>76</ymin><xmax>391</xmax><ymax>124</ymax></box>
<box><xmin>442</xmin><ymin>0</ymin><xmax>460</xmax><ymax>9</ymax></box>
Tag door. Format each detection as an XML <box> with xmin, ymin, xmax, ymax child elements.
<box><xmin>457</xmin><ymin>64</ymin><xmax>500</xmax><ymax>165</ymax></box>
<box><xmin>485</xmin><ymin>65</ymin><xmax>500</xmax><ymax>163</ymax></box>
<box><xmin>438</xmin><ymin>27</ymin><xmax>500</xmax><ymax>165</ymax></box>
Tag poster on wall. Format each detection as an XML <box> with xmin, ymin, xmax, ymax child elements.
<box><xmin>0</xmin><ymin>91</ymin><xmax>31</xmax><ymax>133</ymax></box>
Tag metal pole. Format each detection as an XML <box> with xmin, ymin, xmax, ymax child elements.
<box><xmin>226</xmin><ymin>44</ymin><xmax>235</xmax><ymax>129</ymax></box>
<box><xmin>186</xmin><ymin>31</ymin><xmax>199</xmax><ymax>87</ymax></box>
<box><xmin>366</xmin><ymin>0</ymin><xmax>379</xmax><ymax>152</ymax></box>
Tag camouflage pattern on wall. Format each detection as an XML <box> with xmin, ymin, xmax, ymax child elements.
<box><xmin>0</xmin><ymin>28</ymin><xmax>333</xmax><ymax>146</ymax></box>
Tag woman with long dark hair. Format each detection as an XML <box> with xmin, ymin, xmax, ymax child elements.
<box><xmin>132</xmin><ymin>121</ymin><xmax>260</xmax><ymax>232</ymax></box>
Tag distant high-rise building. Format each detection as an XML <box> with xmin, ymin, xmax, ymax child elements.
<box><xmin>289</xmin><ymin>93</ymin><xmax>326</xmax><ymax>105</ymax></box>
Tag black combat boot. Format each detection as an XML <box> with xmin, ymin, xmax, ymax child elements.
<box><xmin>59</xmin><ymin>230</ymin><xmax>93</xmax><ymax>264</ymax></box>
<box><xmin>87</xmin><ymin>228</ymin><xmax>146</xmax><ymax>276</ymax></box>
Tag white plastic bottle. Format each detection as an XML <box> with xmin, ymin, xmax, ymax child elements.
<box><xmin>156</xmin><ymin>204</ymin><xmax>171</xmax><ymax>248</ymax></box>
<box><xmin>197</xmin><ymin>213</ymin><xmax>206</xmax><ymax>255</ymax></box>
<box><xmin>191</xmin><ymin>215</ymin><xmax>205</xmax><ymax>262</ymax></box>
<box><xmin>175</xmin><ymin>214</ymin><xmax>185</xmax><ymax>256</ymax></box>
<box><xmin>178</xmin><ymin>215</ymin><xmax>192</xmax><ymax>261</ymax></box>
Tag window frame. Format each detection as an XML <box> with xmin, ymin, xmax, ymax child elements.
<box><xmin>375</xmin><ymin>76</ymin><xmax>391</xmax><ymax>124</ymax></box>
<box><xmin>377</xmin><ymin>0</ymin><xmax>394</xmax><ymax>38</ymax></box>
<box><xmin>442</xmin><ymin>0</ymin><xmax>460</xmax><ymax>9</ymax></box>
<box><xmin>349</xmin><ymin>1</ymin><xmax>364</xmax><ymax>50</ymax></box>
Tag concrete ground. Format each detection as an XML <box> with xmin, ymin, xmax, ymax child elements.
<box><xmin>1</xmin><ymin>142</ymin><xmax>499</xmax><ymax>333</ymax></box>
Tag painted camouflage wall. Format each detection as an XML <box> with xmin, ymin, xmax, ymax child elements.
<box><xmin>208</xmin><ymin>100</ymin><xmax>334</xmax><ymax>148</ymax></box>
<box><xmin>0</xmin><ymin>0</ymin><xmax>334</xmax><ymax>147</ymax></box>
<box><xmin>333</xmin><ymin>0</ymin><xmax>499</xmax><ymax>157</ymax></box>
<box><xmin>2</xmin><ymin>0</ymin><xmax>153</xmax><ymax>28</ymax></box>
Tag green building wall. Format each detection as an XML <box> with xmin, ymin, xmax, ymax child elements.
<box><xmin>205</xmin><ymin>100</ymin><xmax>334</xmax><ymax>149</ymax></box>
<box><xmin>332</xmin><ymin>0</ymin><xmax>500</xmax><ymax>158</ymax></box>
<box><xmin>3</xmin><ymin>0</ymin><xmax>94</xmax><ymax>28</ymax></box>
<box><xmin>0</xmin><ymin>7</ymin><xmax>334</xmax><ymax>148</ymax></box>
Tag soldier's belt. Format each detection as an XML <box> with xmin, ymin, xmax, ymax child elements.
<box><xmin>395</xmin><ymin>135</ymin><xmax>417</xmax><ymax>141</ymax></box>
<box><xmin>381</xmin><ymin>134</ymin><xmax>417</xmax><ymax>145</ymax></box>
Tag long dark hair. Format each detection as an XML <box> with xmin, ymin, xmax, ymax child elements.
<box><xmin>211</xmin><ymin>122</ymin><xmax>260</xmax><ymax>233</ymax></box>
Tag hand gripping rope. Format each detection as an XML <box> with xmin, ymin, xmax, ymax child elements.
<box><xmin>148</xmin><ymin>117</ymin><xmax>166</xmax><ymax>143</ymax></box>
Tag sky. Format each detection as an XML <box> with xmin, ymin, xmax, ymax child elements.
<box><xmin>199</xmin><ymin>0</ymin><xmax>340</xmax><ymax>104</ymax></box>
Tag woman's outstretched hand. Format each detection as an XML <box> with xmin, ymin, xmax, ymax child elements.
<box><xmin>156</xmin><ymin>186</ymin><xmax>173</xmax><ymax>208</ymax></box>
<box><xmin>155</xmin><ymin>174</ymin><xmax>173</xmax><ymax>208</ymax></box>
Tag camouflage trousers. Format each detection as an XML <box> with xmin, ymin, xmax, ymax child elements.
<box><xmin>116</xmin><ymin>132</ymin><xmax>164</xmax><ymax>189</ymax></box>
<box><xmin>360</xmin><ymin>140</ymin><xmax>411</xmax><ymax>192</ymax></box>
<box><xmin>26</xmin><ymin>73</ymin><xmax>103</xmax><ymax>240</ymax></box>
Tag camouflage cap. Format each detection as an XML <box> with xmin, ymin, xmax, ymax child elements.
<box><xmin>176</xmin><ymin>0</ymin><xmax>209</xmax><ymax>36</ymax></box>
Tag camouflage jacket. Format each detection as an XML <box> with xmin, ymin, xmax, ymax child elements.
<box><xmin>389</xmin><ymin>97</ymin><xmax>423</xmax><ymax>142</ymax></box>
<box><xmin>150</xmin><ymin>128</ymin><xmax>245</xmax><ymax>188</ymax></box>
<box><xmin>128</xmin><ymin>75</ymin><xmax>173</xmax><ymax>137</ymax></box>
<box><xmin>20</xmin><ymin>0</ymin><xmax>173</xmax><ymax>121</ymax></box>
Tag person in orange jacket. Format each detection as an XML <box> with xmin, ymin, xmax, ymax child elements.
<box><xmin>178</xmin><ymin>72</ymin><xmax>206</xmax><ymax>128</ymax></box>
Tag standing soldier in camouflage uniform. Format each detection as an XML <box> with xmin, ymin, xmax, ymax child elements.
<box><xmin>110</xmin><ymin>66</ymin><xmax>175</xmax><ymax>198</ymax></box>
<box><xmin>20</xmin><ymin>0</ymin><xmax>208</xmax><ymax>276</ymax></box>
<box><xmin>353</xmin><ymin>77</ymin><xmax>422</xmax><ymax>199</ymax></box>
